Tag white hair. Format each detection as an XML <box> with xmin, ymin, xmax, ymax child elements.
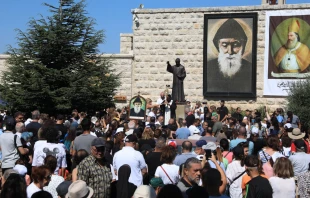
<box><xmin>218</xmin><ymin>47</ymin><xmax>243</xmax><ymax>78</ymax></box>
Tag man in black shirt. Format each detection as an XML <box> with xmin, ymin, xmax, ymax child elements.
<box><xmin>244</xmin><ymin>155</ymin><xmax>272</xmax><ymax>198</ymax></box>
<box><xmin>26</xmin><ymin>110</ymin><xmax>41</xmax><ymax>140</ymax></box>
<box><xmin>217</xmin><ymin>100</ymin><xmax>228</xmax><ymax>122</ymax></box>
<box><xmin>145</xmin><ymin>137</ymin><xmax>165</xmax><ymax>178</ymax></box>
<box><xmin>55</xmin><ymin>114</ymin><xmax>67</xmax><ymax>140</ymax></box>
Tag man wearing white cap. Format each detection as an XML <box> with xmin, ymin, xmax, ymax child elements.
<box><xmin>113</xmin><ymin>134</ymin><xmax>147</xmax><ymax>187</ymax></box>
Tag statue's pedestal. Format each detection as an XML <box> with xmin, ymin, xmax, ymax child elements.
<box><xmin>175</xmin><ymin>102</ymin><xmax>190</xmax><ymax>120</ymax></box>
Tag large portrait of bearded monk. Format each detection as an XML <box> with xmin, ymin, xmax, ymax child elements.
<box><xmin>203</xmin><ymin>13</ymin><xmax>257</xmax><ymax>98</ymax></box>
<box><xmin>268</xmin><ymin>16</ymin><xmax>310</xmax><ymax>79</ymax></box>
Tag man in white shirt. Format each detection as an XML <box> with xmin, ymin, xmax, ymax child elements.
<box><xmin>188</xmin><ymin>119</ymin><xmax>200</xmax><ymax>136</ymax></box>
<box><xmin>156</xmin><ymin>92</ymin><xmax>165</xmax><ymax>105</ymax></box>
<box><xmin>113</xmin><ymin>134</ymin><xmax>147</xmax><ymax>186</ymax></box>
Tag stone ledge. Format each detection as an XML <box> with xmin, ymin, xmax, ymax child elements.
<box><xmin>0</xmin><ymin>55</ymin><xmax>10</xmax><ymax>59</ymax></box>
<box><xmin>120</xmin><ymin>33</ymin><xmax>133</xmax><ymax>37</ymax></box>
<box><xmin>131</xmin><ymin>4</ymin><xmax>310</xmax><ymax>14</ymax></box>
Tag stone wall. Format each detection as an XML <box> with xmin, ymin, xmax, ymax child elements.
<box><xmin>131</xmin><ymin>4</ymin><xmax>310</xmax><ymax>110</ymax></box>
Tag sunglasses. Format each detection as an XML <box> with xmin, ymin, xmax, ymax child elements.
<box><xmin>45</xmin><ymin>174</ymin><xmax>52</xmax><ymax>180</ymax></box>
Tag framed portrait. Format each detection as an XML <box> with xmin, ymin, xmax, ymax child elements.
<box><xmin>263</xmin><ymin>10</ymin><xmax>310</xmax><ymax>96</ymax></box>
<box><xmin>129</xmin><ymin>95</ymin><xmax>146</xmax><ymax>120</ymax></box>
<box><xmin>203</xmin><ymin>13</ymin><xmax>257</xmax><ymax>98</ymax></box>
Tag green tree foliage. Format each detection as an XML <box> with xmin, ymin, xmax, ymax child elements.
<box><xmin>0</xmin><ymin>0</ymin><xmax>120</xmax><ymax>114</ymax></box>
<box><xmin>287</xmin><ymin>78</ymin><xmax>310</xmax><ymax>127</ymax></box>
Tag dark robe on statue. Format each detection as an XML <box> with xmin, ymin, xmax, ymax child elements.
<box><xmin>167</xmin><ymin>63</ymin><xmax>186</xmax><ymax>102</ymax></box>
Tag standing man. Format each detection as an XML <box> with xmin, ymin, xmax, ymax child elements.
<box><xmin>244</xmin><ymin>155</ymin><xmax>273</xmax><ymax>198</ymax></box>
<box><xmin>188</xmin><ymin>119</ymin><xmax>200</xmax><ymax>136</ymax></box>
<box><xmin>232</xmin><ymin>107</ymin><xmax>243</xmax><ymax>123</ymax></box>
<box><xmin>230</xmin><ymin>127</ymin><xmax>254</xmax><ymax>155</ymax></box>
<box><xmin>177</xmin><ymin>157</ymin><xmax>202</xmax><ymax>198</ymax></box>
<box><xmin>176</xmin><ymin>120</ymin><xmax>191</xmax><ymax>139</ymax></box>
<box><xmin>218</xmin><ymin>100</ymin><xmax>228</xmax><ymax>122</ymax></box>
<box><xmin>173</xmin><ymin>141</ymin><xmax>197</xmax><ymax>166</ymax></box>
<box><xmin>167</xmin><ymin>58</ymin><xmax>186</xmax><ymax>102</ymax></box>
<box><xmin>113</xmin><ymin>134</ymin><xmax>147</xmax><ymax>187</ymax></box>
<box><xmin>78</xmin><ymin>138</ymin><xmax>112</xmax><ymax>198</ymax></box>
<box><xmin>156</xmin><ymin>92</ymin><xmax>165</xmax><ymax>105</ymax></box>
<box><xmin>0</xmin><ymin>116</ymin><xmax>29</xmax><ymax>174</ymax></box>
<box><xmin>26</xmin><ymin>110</ymin><xmax>41</xmax><ymax>140</ymax></box>
<box><xmin>72</xmin><ymin>118</ymin><xmax>97</xmax><ymax>156</ymax></box>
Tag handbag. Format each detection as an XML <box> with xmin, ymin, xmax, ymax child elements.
<box><xmin>226</xmin><ymin>170</ymin><xmax>246</xmax><ymax>197</ymax></box>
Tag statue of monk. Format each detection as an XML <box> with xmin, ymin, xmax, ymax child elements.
<box><xmin>167</xmin><ymin>58</ymin><xmax>186</xmax><ymax>102</ymax></box>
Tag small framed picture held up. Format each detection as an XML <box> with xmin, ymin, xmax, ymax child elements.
<box><xmin>128</xmin><ymin>95</ymin><xmax>146</xmax><ymax>120</ymax></box>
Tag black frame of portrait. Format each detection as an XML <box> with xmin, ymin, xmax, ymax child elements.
<box><xmin>203</xmin><ymin>13</ymin><xmax>257</xmax><ymax>98</ymax></box>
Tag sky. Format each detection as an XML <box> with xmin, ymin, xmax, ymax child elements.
<box><xmin>0</xmin><ymin>0</ymin><xmax>309</xmax><ymax>54</ymax></box>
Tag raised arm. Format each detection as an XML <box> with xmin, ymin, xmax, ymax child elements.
<box><xmin>167</xmin><ymin>61</ymin><xmax>173</xmax><ymax>73</ymax></box>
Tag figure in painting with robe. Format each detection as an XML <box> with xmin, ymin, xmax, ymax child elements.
<box><xmin>273</xmin><ymin>19</ymin><xmax>310</xmax><ymax>73</ymax></box>
<box><xmin>167</xmin><ymin>58</ymin><xmax>186</xmax><ymax>102</ymax></box>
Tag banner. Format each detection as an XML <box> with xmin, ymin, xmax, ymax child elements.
<box><xmin>264</xmin><ymin>10</ymin><xmax>310</xmax><ymax>96</ymax></box>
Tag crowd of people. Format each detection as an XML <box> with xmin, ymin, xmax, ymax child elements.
<box><xmin>0</xmin><ymin>96</ymin><xmax>309</xmax><ymax>198</ymax></box>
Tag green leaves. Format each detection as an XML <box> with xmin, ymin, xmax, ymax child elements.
<box><xmin>287</xmin><ymin>78</ymin><xmax>310</xmax><ymax>128</ymax></box>
<box><xmin>0</xmin><ymin>0</ymin><xmax>119</xmax><ymax>114</ymax></box>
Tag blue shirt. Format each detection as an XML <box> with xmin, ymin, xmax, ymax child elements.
<box><xmin>176</xmin><ymin>127</ymin><xmax>191</xmax><ymax>139</ymax></box>
<box><xmin>173</xmin><ymin>153</ymin><xmax>197</xmax><ymax>166</ymax></box>
<box><xmin>229</xmin><ymin>138</ymin><xmax>254</xmax><ymax>155</ymax></box>
<box><xmin>277</xmin><ymin>115</ymin><xmax>284</xmax><ymax>123</ymax></box>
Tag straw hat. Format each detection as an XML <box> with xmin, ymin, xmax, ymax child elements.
<box><xmin>66</xmin><ymin>180</ymin><xmax>93</xmax><ymax>198</ymax></box>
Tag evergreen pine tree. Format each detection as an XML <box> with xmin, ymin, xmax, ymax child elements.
<box><xmin>0</xmin><ymin>0</ymin><xmax>120</xmax><ymax>114</ymax></box>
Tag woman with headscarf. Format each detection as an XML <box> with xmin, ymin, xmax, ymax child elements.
<box><xmin>111</xmin><ymin>164</ymin><xmax>137</xmax><ymax>198</ymax></box>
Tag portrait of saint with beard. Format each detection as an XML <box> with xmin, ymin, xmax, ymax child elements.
<box><xmin>204</xmin><ymin>16</ymin><xmax>257</xmax><ymax>96</ymax></box>
<box><xmin>272</xmin><ymin>18</ymin><xmax>310</xmax><ymax>75</ymax></box>
<box><xmin>129</xmin><ymin>96</ymin><xmax>146</xmax><ymax>119</ymax></box>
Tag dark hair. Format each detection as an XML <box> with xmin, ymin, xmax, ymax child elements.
<box><xmin>74</xmin><ymin>149</ymin><xmax>89</xmax><ymax>165</ymax></box>
<box><xmin>4</xmin><ymin>116</ymin><xmax>16</xmax><ymax>131</ymax></box>
<box><xmin>57</xmin><ymin>114</ymin><xmax>64</xmax><ymax>121</ymax></box>
<box><xmin>32</xmin><ymin>166</ymin><xmax>50</xmax><ymax>183</ymax></box>
<box><xmin>267</xmin><ymin>136</ymin><xmax>280</xmax><ymax>151</ymax></box>
<box><xmin>154</xmin><ymin>129</ymin><xmax>162</xmax><ymax>139</ymax></box>
<box><xmin>66</xmin><ymin>127</ymin><xmax>76</xmax><ymax>142</ymax></box>
<box><xmin>31</xmin><ymin>191</ymin><xmax>53</xmax><ymax>198</ymax></box>
<box><xmin>182</xmin><ymin>141</ymin><xmax>192</xmax><ymax>151</ymax></box>
<box><xmin>157</xmin><ymin>184</ymin><xmax>183</xmax><ymax>198</ymax></box>
<box><xmin>202</xmin><ymin>168</ymin><xmax>222</xmax><ymax>189</ymax></box>
<box><xmin>220</xmin><ymin>138</ymin><xmax>229</xmax><ymax>151</ymax></box>
<box><xmin>281</xmin><ymin>137</ymin><xmax>292</xmax><ymax>147</ymax></box>
<box><xmin>244</xmin><ymin>155</ymin><xmax>263</xmax><ymax>174</ymax></box>
<box><xmin>233</xmin><ymin>145</ymin><xmax>245</xmax><ymax>167</ymax></box>
<box><xmin>80</xmin><ymin>118</ymin><xmax>92</xmax><ymax>131</ymax></box>
<box><xmin>160</xmin><ymin>146</ymin><xmax>177</xmax><ymax>163</ymax></box>
<box><xmin>1</xmin><ymin>174</ymin><xmax>27</xmax><ymax>198</ymax></box>
<box><xmin>44</xmin><ymin>155</ymin><xmax>57</xmax><ymax>173</ymax></box>
<box><xmin>14</xmin><ymin>111</ymin><xmax>24</xmax><ymax>119</ymax></box>
<box><xmin>43</xmin><ymin>126</ymin><xmax>59</xmax><ymax>143</ymax></box>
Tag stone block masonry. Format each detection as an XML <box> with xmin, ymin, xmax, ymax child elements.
<box><xmin>129</xmin><ymin>4</ymin><xmax>310</xmax><ymax>110</ymax></box>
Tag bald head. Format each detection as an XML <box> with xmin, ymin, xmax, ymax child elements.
<box><xmin>238</xmin><ymin>126</ymin><xmax>247</xmax><ymax>137</ymax></box>
<box><xmin>15</xmin><ymin>122</ymin><xmax>25</xmax><ymax>133</ymax></box>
